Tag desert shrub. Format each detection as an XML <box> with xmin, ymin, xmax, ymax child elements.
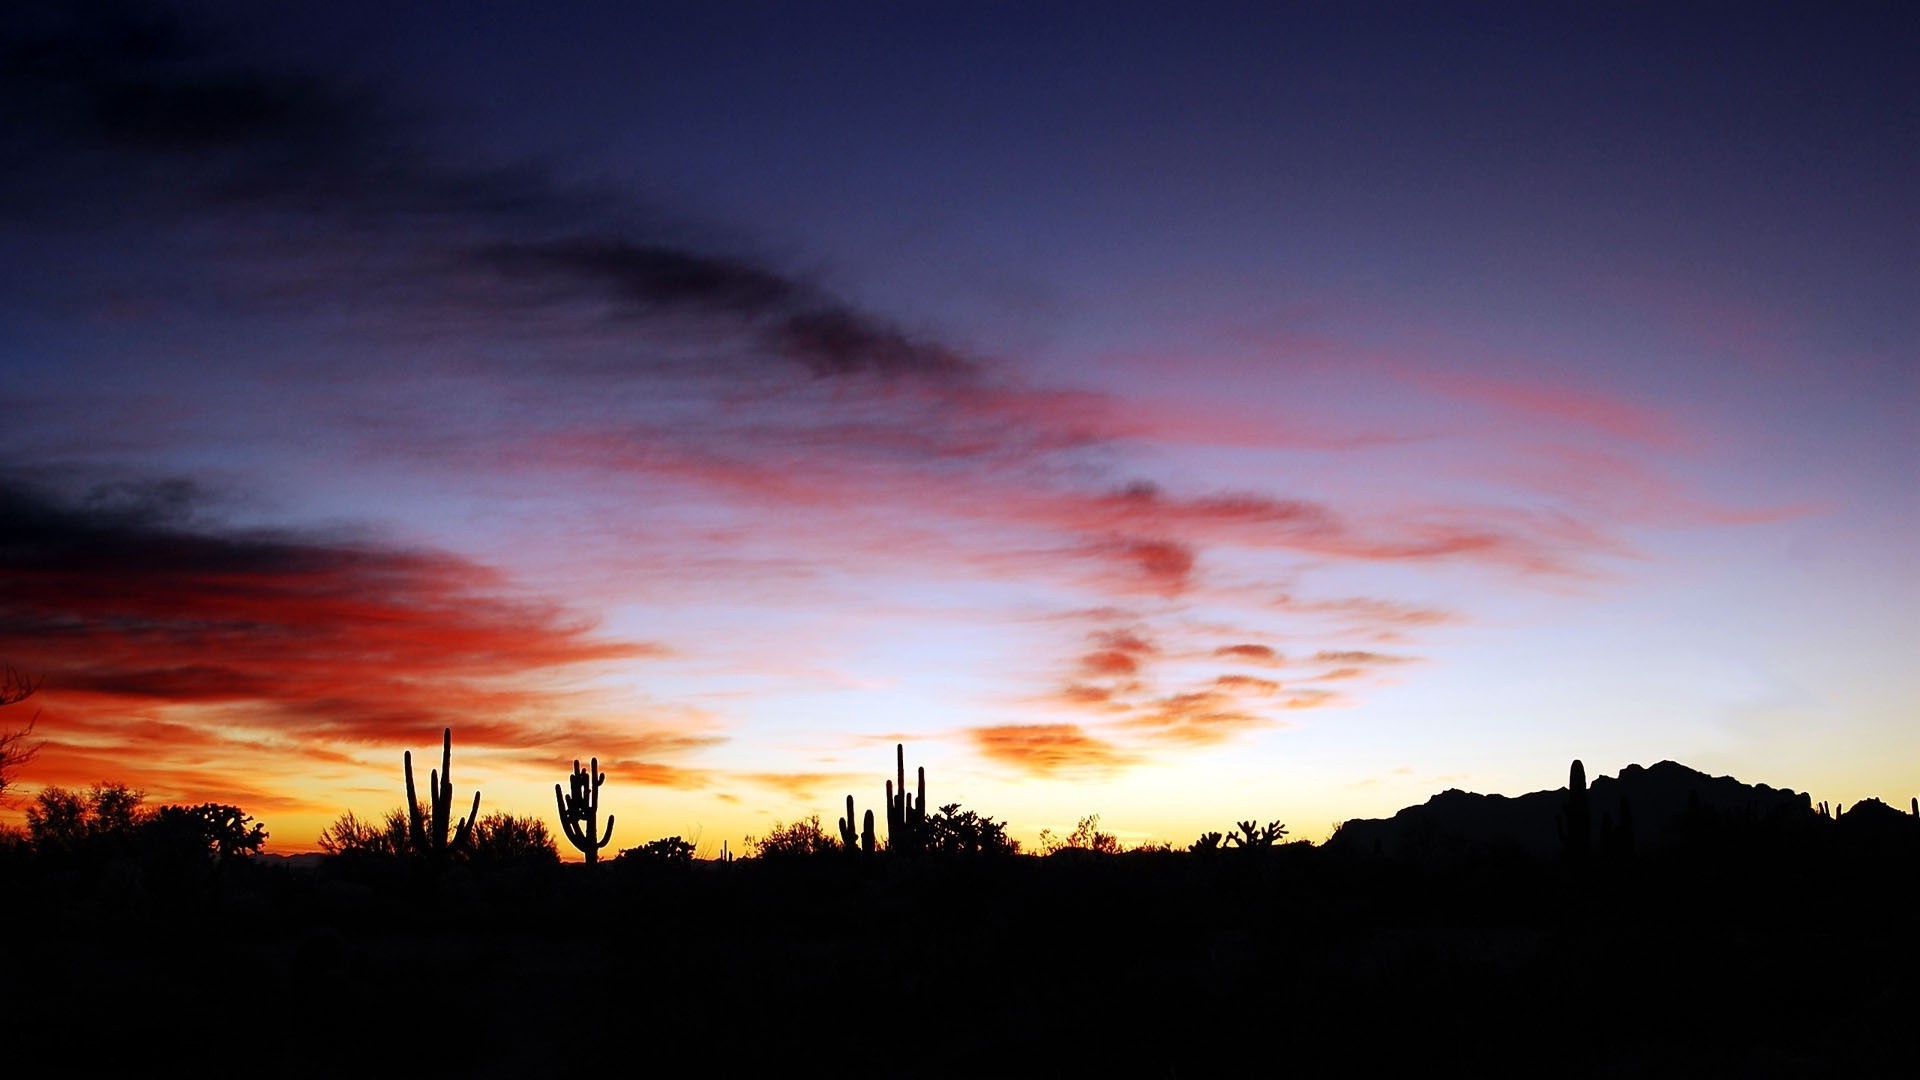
<box><xmin>468</xmin><ymin>812</ymin><xmax>560</xmax><ymax>867</ymax></box>
<box><xmin>316</xmin><ymin>809</ymin><xmax>410</xmax><ymax>858</ymax></box>
<box><xmin>745</xmin><ymin>814</ymin><xmax>839</xmax><ymax>858</ymax></box>
<box><xmin>1038</xmin><ymin>814</ymin><xmax>1122</xmax><ymax>856</ymax></box>
<box><xmin>619</xmin><ymin>835</ymin><xmax>695</xmax><ymax>865</ymax></box>
<box><xmin>141</xmin><ymin>803</ymin><xmax>268</xmax><ymax>863</ymax></box>
<box><xmin>924</xmin><ymin>802</ymin><xmax>1019</xmax><ymax>856</ymax></box>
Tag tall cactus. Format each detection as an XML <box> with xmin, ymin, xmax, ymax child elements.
<box><xmin>838</xmin><ymin>793</ymin><xmax>875</xmax><ymax>855</ymax></box>
<box><xmin>1556</xmin><ymin>758</ymin><xmax>1590</xmax><ymax>865</ymax></box>
<box><xmin>555</xmin><ymin>756</ymin><xmax>614</xmax><ymax>865</ymax></box>
<box><xmin>405</xmin><ymin>727</ymin><xmax>480</xmax><ymax>861</ymax></box>
<box><xmin>885</xmin><ymin>742</ymin><xmax>927</xmax><ymax>857</ymax></box>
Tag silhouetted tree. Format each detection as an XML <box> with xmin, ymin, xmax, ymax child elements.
<box><xmin>923</xmin><ymin>802</ymin><xmax>1018</xmax><ymax>856</ymax></box>
<box><xmin>141</xmin><ymin>803</ymin><xmax>268</xmax><ymax>863</ymax></box>
<box><xmin>1039</xmin><ymin>814</ymin><xmax>1121</xmax><ymax>855</ymax></box>
<box><xmin>25</xmin><ymin>786</ymin><xmax>89</xmax><ymax>855</ymax></box>
<box><xmin>316</xmin><ymin>808</ymin><xmax>410</xmax><ymax>858</ymax></box>
<box><xmin>469</xmin><ymin>811</ymin><xmax>560</xmax><ymax>867</ymax></box>
<box><xmin>0</xmin><ymin>665</ymin><xmax>43</xmax><ymax>803</ymax></box>
<box><xmin>617</xmin><ymin>835</ymin><xmax>695</xmax><ymax>866</ymax></box>
<box><xmin>745</xmin><ymin>814</ymin><xmax>839</xmax><ymax>858</ymax></box>
<box><xmin>25</xmin><ymin>782</ymin><xmax>146</xmax><ymax>856</ymax></box>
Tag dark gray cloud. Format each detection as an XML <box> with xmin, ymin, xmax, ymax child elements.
<box><xmin>2</xmin><ymin>0</ymin><xmax>991</xmax><ymax>387</ymax></box>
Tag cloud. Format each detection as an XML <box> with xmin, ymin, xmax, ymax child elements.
<box><xmin>1213</xmin><ymin>675</ymin><xmax>1281</xmax><ymax>695</ymax></box>
<box><xmin>969</xmin><ymin>724</ymin><xmax>1136</xmax><ymax>776</ymax></box>
<box><xmin>735</xmin><ymin>772</ymin><xmax>850</xmax><ymax>802</ymax></box>
<box><xmin>0</xmin><ymin>472</ymin><xmax>658</xmax><ymax>751</ymax></box>
<box><xmin>1311</xmin><ymin>650</ymin><xmax>1416</xmax><ymax>665</ymax></box>
<box><xmin>1412</xmin><ymin>367</ymin><xmax>1688</xmax><ymax>451</ymax></box>
<box><xmin>1272</xmin><ymin>593</ymin><xmax>1458</xmax><ymax>630</ymax></box>
<box><xmin>1214</xmin><ymin>643</ymin><xmax>1282</xmax><ymax>664</ymax></box>
<box><xmin>1077</xmin><ymin>626</ymin><xmax>1160</xmax><ymax>678</ymax></box>
<box><xmin>1120</xmin><ymin>689</ymin><xmax>1277</xmax><ymax>747</ymax></box>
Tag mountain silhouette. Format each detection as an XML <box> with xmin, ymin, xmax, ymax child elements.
<box><xmin>1326</xmin><ymin>759</ymin><xmax>1820</xmax><ymax>864</ymax></box>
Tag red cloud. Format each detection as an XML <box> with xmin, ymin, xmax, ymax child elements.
<box><xmin>1214</xmin><ymin>643</ymin><xmax>1283</xmax><ymax>665</ymax></box>
<box><xmin>1121</xmin><ymin>689</ymin><xmax>1278</xmax><ymax>747</ymax></box>
<box><xmin>1213</xmin><ymin>674</ymin><xmax>1281</xmax><ymax>695</ymax></box>
<box><xmin>1413</xmin><ymin>367</ymin><xmax>1687</xmax><ymax>451</ymax></box>
<box><xmin>0</xmin><ymin>478</ymin><xmax>676</xmax><ymax>803</ymax></box>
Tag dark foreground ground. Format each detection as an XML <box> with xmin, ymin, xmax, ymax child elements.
<box><xmin>6</xmin><ymin>841</ymin><xmax>1916</xmax><ymax>1078</ymax></box>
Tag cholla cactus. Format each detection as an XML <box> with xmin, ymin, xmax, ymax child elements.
<box><xmin>1224</xmin><ymin>820</ymin><xmax>1288</xmax><ymax>848</ymax></box>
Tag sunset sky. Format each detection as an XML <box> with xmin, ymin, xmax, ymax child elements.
<box><xmin>2</xmin><ymin>1</ymin><xmax>1913</xmax><ymax>856</ymax></box>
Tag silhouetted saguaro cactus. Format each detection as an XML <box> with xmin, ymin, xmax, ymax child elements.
<box><xmin>1557</xmin><ymin>758</ymin><xmax>1590</xmax><ymax>865</ymax></box>
<box><xmin>885</xmin><ymin>743</ymin><xmax>927</xmax><ymax>857</ymax></box>
<box><xmin>838</xmin><ymin>793</ymin><xmax>875</xmax><ymax>855</ymax></box>
<box><xmin>556</xmin><ymin>756</ymin><xmax>614</xmax><ymax>865</ymax></box>
<box><xmin>405</xmin><ymin>727</ymin><xmax>480</xmax><ymax>861</ymax></box>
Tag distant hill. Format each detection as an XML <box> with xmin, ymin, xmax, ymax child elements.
<box><xmin>1323</xmin><ymin>759</ymin><xmax>1860</xmax><ymax>864</ymax></box>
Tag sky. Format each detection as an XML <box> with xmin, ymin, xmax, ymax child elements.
<box><xmin>1</xmin><ymin>0</ymin><xmax>1913</xmax><ymax>856</ymax></box>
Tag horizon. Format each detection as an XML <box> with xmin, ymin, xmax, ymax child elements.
<box><xmin>1</xmin><ymin>1</ymin><xmax>1913</xmax><ymax>858</ymax></box>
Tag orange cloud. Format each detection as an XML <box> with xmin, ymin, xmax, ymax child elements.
<box><xmin>1214</xmin><ymin>643</ymin><xmax>1283</xmax><ymax>665</ymax></box>
<box><xmin>736</xmin><ymin>772</ymin><xmax>849</xmax><ymax>801</ymax></box>
<box><xmin>969</xmin><ymin>724</ymin><xmax>1136</xmax><ymax>776</ymax></box>
<box><xmin>1272</xmin><ymin>593</ymin><xmax>1457</xmax><ymax>628</ymax></box>
<box><xmin>0</xmin><ymin>476</ymin><xmax>667</xmax><ymax>781</ymax></box>
<box><xmin>1312</xmin><ymin>650</ymin><xmax>1415</xmax><ymax>665</ymax></box>
<box><xmin>1121</xmin><ymin>689</ymin><xmax>1277</xmax><ymax>747</ymax></box>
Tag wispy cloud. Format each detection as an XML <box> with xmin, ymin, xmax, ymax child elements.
<box><xmin>1214</xmin><ymin>644</ymin><xmax>1283</xmax><ymax>665</ymax></box>
<box><xmin>0</xmin><ymin>473</ymin><xmax>674</xmax><ymax>776</ymax></box>
<box><xmin>969</xmin><ymin>724</ymin><xmax>1137</xmax><ymax>776</ymax></box>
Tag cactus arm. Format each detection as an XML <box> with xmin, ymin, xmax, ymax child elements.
<box><xmin>402</xmin><ymin>728</ymin><xmax>481</xmax><ymax>860</ymax></box>
<box><xmin>404</xmin><ymin>749</ymin><xmax>425</xmax><ymax>852</ymax></box>
<box><xmin>839</xmin><ymin>794</ymin><xmax>860</xmax><ymax>851</ymax></box>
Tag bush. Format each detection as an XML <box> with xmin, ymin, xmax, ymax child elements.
<box><xmin>316</xmin><ymin>809</ymin><xmax>410</xmax><ymax>858</ymax></box>
<box><xmin>924</xmin><ymin>802</ymin><xmax>1019</xmax><ymax>856</ymax></box>
<box><xmin>469</xmin><ymin>812</ymin><xmax>560</xmax><ymax>867</ymax></box>
<box><xmin>618</xmin><ymin>835</ymin><xmax>695</xmax><ymax>866</ymax></box>
<box><xmin>141</xmin><ymin>803</ymin><xmax>268</xmax><ymax>863</ymax></box>
<box><xmin>745</xmin><ymin>814</ymin><xmax>839</xmax><ymax>858</ymax></box>
<box><xmin>1038</xmin><ymin>814</ymin><xmax>1122</xmax><ymax>856</ymax></box>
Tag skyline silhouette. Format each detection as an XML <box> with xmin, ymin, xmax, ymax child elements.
<box><xmin>4</xmin><ymin>733</ymin><xmax>1915</xmax><ymax>1076</ymax></box>
<box><xmin>0</xmin><ymin>1</ymin><xmax>1912</xmax><ymax>857</ymax></box>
